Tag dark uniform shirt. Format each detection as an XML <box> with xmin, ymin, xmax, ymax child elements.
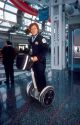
<box><xmin>28</xmin><ymin>34</ymin><xmax>48</xmax><ymax>65</ymax></box>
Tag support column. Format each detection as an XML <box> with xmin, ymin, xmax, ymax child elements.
<box><xmin>51</xmin><ymin>0</ymin><xmax>66</xmax><ymax>70</ymax></box>
<box><xmin>62</xmin><ymin>12</ymin><xmax>66</xmax><ymax>68</ymax></box>
<box><xmin>59</xmin><ymin>2</ymin><xmax>63</xmax><ymax>69</ymax></box>
<box><xmin>51</xmin><ymin>0</ymin><xmax>55</xmax><ymax>69</ymax></box>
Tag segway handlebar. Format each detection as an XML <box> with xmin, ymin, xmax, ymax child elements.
<box><xmin>16</xmin><ymin>44</ymin><xmax>33</xmax><ymax>71</ymax></box>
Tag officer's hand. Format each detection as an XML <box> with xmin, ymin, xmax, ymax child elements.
<box><xmin>31</xmin><ymin>56</ymin><xmax>38</xmax><ymax>62</ymax></box>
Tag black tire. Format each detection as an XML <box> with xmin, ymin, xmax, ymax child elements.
<box><xmin>39</xmin><ymin>86</ymin><xmax>55</xmax><ymax>106</ymax></box>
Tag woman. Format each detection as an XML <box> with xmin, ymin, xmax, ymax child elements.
<box><xmin>26</xmin><ymin>23</ymin><xmax>48</xmax><ymax>92</ymax></box>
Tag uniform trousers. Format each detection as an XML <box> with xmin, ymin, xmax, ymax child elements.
<box><xmin>33</xmin><ymin>62</ymin><xmax>46</xmax><ymax>92</ymax></box>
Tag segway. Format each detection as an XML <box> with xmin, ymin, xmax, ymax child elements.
<box><xmin>16</xmin><ymin>52</ymin><xmax>55</xmax><ymax>106</ymax></box>
<box><xmin>26</xmin><ymin>68</ymin><xmax>55</xmax><ymax>106</ymax></box>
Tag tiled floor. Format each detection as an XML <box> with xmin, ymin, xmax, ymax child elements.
<box><xmin>0</xmin><ymin>53</ymin><xmax>80</xmax><ymax>125</ymax></box>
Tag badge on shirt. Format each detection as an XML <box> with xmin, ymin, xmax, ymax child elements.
<box><xmin>35</xmin><ymin>41</ymin><xmax>38</xmax><ymax>45</ymax></box>
<box><xmin>42</xmin><ymin>38</ymin><xmax>47</xmax><ymax>43</ymax></box>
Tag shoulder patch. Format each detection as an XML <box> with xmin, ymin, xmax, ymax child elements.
<box><xmin>42</xmin><ymin>38</ymin><xmax>47</xmax><ymax>43</ymax></box>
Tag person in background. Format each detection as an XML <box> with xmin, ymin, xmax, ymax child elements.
<box><xmin>1</xmin><ymin>40</ymin><xmax>16</xmax><ymax>85</ymax></box>
<box><xmin>25</xmin><ymin>23</ymin><xmax>48</xmax><ymax>92</ymax></box>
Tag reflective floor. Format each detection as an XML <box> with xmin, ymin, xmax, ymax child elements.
<box><xmin>0</xmin><ymin>53</ymin><xmax>80</xmax><ymax>125</ymax></box>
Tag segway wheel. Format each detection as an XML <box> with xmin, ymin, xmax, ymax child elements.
<box><xmin>39</xmin><ymin>86</ymin><xmax>55</xmax><ymax>106</ymax></box>
<box><xmin>26</xmin><ymin>82</ymin><xmax>34</xmax><ymax>96</ymax></box>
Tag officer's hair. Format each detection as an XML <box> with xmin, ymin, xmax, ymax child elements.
<box><xmin>25</xmin><ymin>23</ymin><xmax>39</xmax><ymax>35</ymax></box>
<box><xmin>29</xmin><ymin>23</ymin><xmax>39</xmax><ymax>32</ymax></box>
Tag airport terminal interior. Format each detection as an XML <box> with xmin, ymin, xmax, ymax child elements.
<box><xmin>0</xmin><ymin>0</ymin><xmax>80</xmax><ymax>125</ymax></box>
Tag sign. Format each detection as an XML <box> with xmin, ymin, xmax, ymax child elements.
<box><xmin>38</xmin><ymin>7</ymin><xmax>49</xmax><ymax>21</ymax></box>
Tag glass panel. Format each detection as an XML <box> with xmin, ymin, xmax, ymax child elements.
<box><xmin>32</xmin><ymin>16</ymin><xmax>36</xmax><ymax>20</ymax></box>
<box><xmin>4</xmin><ymin>12</ymin><xmax>16</xmax><ymax>23</ymax></box>
<box><xmin>39</xmin><ymin>23</ymin><xmax>41</xmax><ymax>29</ymax></box>
<box><xmin>0</xmin><ymin>22</ymin><xmax>11</xmax><ymax>27</ymax></box>
<box><xmin>0</xmin><ymin>9</ymin><xmax>3</xmax><ymax>20</ymax></box>
<box><xmin>24</xmin><ymin>19</ymin><xmax>32</xmax><ymax>26</ymax></box>
<box><xmin>0</xmin><ymin>1</ymin><xmax>4</xmax><ymax>8</ymax></box>
<box><xmin>47</xmin><ymin>22</ymin><xmax>51</xmax><ymax>26</ymax></box>
<box><xmin>5</xmin><ymin>4</ymin><xmax>17</xmax><ymax>13</ymax></box>
<box><xmin>24</xmin><ymin>13</ymin><xmax>32</xmax><ymax>18</ymax></box>
<box><xmin>0</xmin><ymin>27</ymin><xmax>9</xmax><ymax>31</ymax></box>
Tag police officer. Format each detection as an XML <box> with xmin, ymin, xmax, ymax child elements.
<box><xmin>26</xmin><ymin>23</ymin><xmax>48</xmax><ymax>92</ymax></box>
